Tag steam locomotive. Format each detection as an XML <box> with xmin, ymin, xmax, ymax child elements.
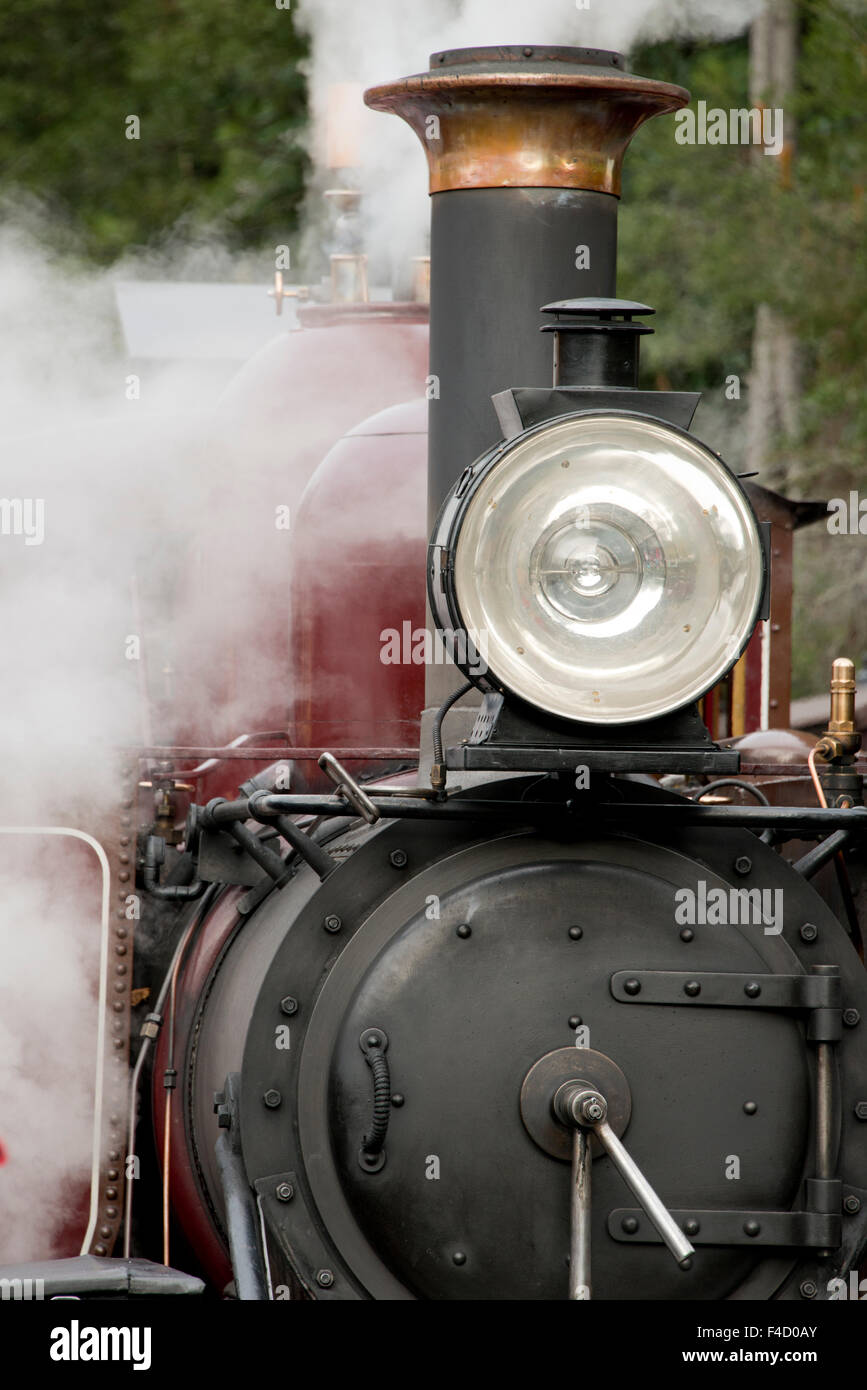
<box><xmin>5</xmin><ymin>44</ymin><xmax>867</xmax><ymax>1304</ymax></box>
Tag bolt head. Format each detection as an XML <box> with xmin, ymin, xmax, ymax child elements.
<box><xmin>844</xmin><ymin>1195</ymin><xmax>861</xmax><ymax>1214</ymax></box>
<box><xmin>276</xmin><ymin>1183</ymin><xmax>294</xmax><ymax>1202</ymax></box>
<box><xmin>263</xmin><ymin>1089</ymin><xmax>281</xmax><ymax>1109</ymax></box>
<box><xmin>799</xmin><ymin>1280</ymin><xmax>818</xmax><ymax>1299</ymax></box>
<box><xmin>280</xmin><ymin>996</ymin><xmax>298</xmax><ymax>1016</ymax></box>
<box><xmin>316</xmin><ymin>1269</ymin><xmax>334</xmax><ymax>1288</ymax></box>
<box><xmin>844</xmin><ymin>1008</ymin><xmax>861</xmax><ymax>1027</ymax></box>
<box><xmin>323</xmin><ymin>914</ymin><xmax>342</xmax><ymax>934</ymax></box>
<box><xmin>389</xmin><ymin>849</ymin><xmax>408</xmax><ymax>868</ymax></box>
<box><xmin>800</xmin><ymin>923</ymin><xmax>818</xmax><ymax>942</ymax></box>
<box><xmin>855</xmin><ymin>1102</ymin><xmax>867</xmax><ymax>1121</ymax></box>
<box><xmin>734</xmin><ymin>856</ymin><xmax>752</xmax><ymax>876</ymax></box>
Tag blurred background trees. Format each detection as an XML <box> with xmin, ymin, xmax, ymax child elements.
<box><xmin>0</xmin><ymin>0</ymin><xmax>863</xmax><ymax>696</ymax></box>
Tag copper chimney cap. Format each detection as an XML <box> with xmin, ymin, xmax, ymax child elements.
<box><xmin>364</xmin><ymin>45</ymin><xmax>689</xmax><ymax>197</ymax></box>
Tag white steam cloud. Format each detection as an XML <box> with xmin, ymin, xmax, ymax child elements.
<box><xmin>296</xmin><ymin>0</ymin><xmax>765</xmax><ymax>273</ymax></box>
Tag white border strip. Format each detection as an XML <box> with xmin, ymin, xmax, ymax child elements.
<box><xmin>0</xmin><ymin>826</ymin><xmax>110</xmax><ymax>1256</ymax></box>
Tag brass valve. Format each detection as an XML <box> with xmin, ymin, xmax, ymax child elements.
<box><xmin>812</xmin><ymin>658</ymin><xmax>862</xmax><ymax>809</ymax></box>
<box><xmin>268</xmin><ymin>270</ymin><xmax>311</xmax><ymax>316</ymax></box>
<box><xmin>815</xmin><ymin>658</ymin><xmax>862</xmax><ymax>762</ymax></box>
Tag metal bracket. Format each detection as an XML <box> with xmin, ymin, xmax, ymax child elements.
<box><xmin>609</xmin><ymin>1207</ymin><xmax>841</xmax><ymax>1249</ymax></box>
<box><xmin>611</xmin><ymin>969</ymin><xmax>842</xmax><ymax>1040</ymax></box>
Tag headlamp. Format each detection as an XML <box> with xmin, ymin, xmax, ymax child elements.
<box><xmin>428</xmin><ymin>411</ymin><xmax>765</xmax><ymax>725</ymax></box>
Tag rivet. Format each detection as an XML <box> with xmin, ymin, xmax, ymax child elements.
<box><xmin>624</xmin><ymin>979</ymin><xmax>641</xmax><ymax>996</ymax></box>
<box><xmin>94</xmin><ymin>1245</ymin><xmax>107</xmax><ymax>1256</ymax></box>
<box><xmin>679</xmin><ymin>927</ymin><xmax>694</xmax><ymax>942</ymax></box>
<box><xmin>621</xmin><ymin>1217</ymin><xmax>639</xmax><ymax>1234</ymax></box>
<box><xmin>568</xmin><ymin>926</ymin><xmax>583</xmax><ymax>940</ymax></box>
<box><xmin>744</xmin><ymin>982</ymin><xmax>761</xmax><ymax>998</ymax></box>
<box><xmin>105</xmin><ymin>1187</ymin><xmax>117</xmax><ymax>1200</ymax></box>
<box><xmin>568</xmin><ymin>1015</ymin><xmax>582</xmax><ymax>1030</ymax></box>
<box><xmin>456</xmin><ymin>924</ymin><xmax>471</xmax><ymax>939</ymax></box>
<box><xmin>391</xmin><ymin>1094</ymin><xmax>405</xmax><ymax>1108</ymax></box>
<box><xmin>743</xmin><ymin>1220</ymin><xmax>761</xmax><ymax>1237</ymax></box>
<box><xmin>452</xmin><ymin>1251</ymin><xmax>467</xmax><ymax>1266</ymax></box>
<box><xmin>743</xmin><ymin>1101</ymin><xmax>758</xmax><ymax>1115</ymax></box>
<box><xmin>684</xmin><ymin>980</ymin><xmax>701</xmax><ymax>997</ymax></box>
<box><xmin>684</xmin><ymin>1220</ymin><xmax>700</xmax><ymax>1236</ymax></box>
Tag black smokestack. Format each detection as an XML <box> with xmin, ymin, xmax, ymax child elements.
<box><xmin>365</xmin><ymin>45</ymin><xmax>688</xmax><ymax>528</ymax></box>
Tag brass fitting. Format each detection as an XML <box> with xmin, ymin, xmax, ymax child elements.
<box><xmin>813</xmin><ymin>658</ymin><xmax>863</xmax><ymax>808</ymax></box>
<box><xmin>817</xmin><ymin>658</ymin><xmax>861</xmax><ymax>760</ymax></box>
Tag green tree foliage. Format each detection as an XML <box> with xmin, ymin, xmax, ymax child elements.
<box><xmin>625</xmin><ymin>2</ymin><xmax>867</xmax><ymax>693</ymax></box>
<box><xmin>0</xmin><ymin>0</ymin><xmax>309</xmax><ymax>261</ymax></box>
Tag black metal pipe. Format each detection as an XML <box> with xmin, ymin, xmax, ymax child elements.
<box><xmin>214</xmin><ymin>1133</ymin><xmax>269</xmax><ymax>1301</ymax></box>
<box><xmin>226</xmin><ymin>821</ymin><xmax>288</xmax><ymax>883</ymax></box>
<box><xmin>250</xmin><ymin>793</ymin><xmax>867</xmax><ymax>832</ymax></box>
<box><xmin>793</xmin><ymin>830</ymin><xmax>851</xmax><ymax>879</ymax></box>
<box><xmin>427</xmin><ymin>186</ymin><xmax>617</xmax><ymax>527</ymax></box>
<box><xmin>143</xmin><ymin>835</ymin><xmax>206</xmax><ymax>900</ymax></box>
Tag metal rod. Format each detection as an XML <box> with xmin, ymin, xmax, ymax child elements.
<box><xmin>793</xmin><ymin>830</ymin><xmax>851</xmax><ymax>878</ymax></box>
<box><xmin>594</xmin><ymin>1119</ymin><xmax>694</xmax><ymax>1268</ymax></box>
<box><xmin>815</xmin><ymin>1044</ymin><xmax>834</xmax><ymax>1181</ymax></box>
<box><xmin>226</xmin><ymin>822</ymin><xmax>288</xmax><ymax>883</ymax></box>
<box><xmin>251</xmin><ymin>793</ymin><xmax>867</xmax><ymax>831</ymax></box>
<box><xmin>569</xmin><ymin>1128</ymin><xmax>592</xmax><ymax>1300</ymax></box>
<box><xmin>130</xmin><ymin>746</ymin><xmax>419</xmax><ymax>761</ymax></box>
<box><xmin>214</xmin><ymin>1133</ymin><xmax>269</xmax><ymax>1301</ymax></box>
